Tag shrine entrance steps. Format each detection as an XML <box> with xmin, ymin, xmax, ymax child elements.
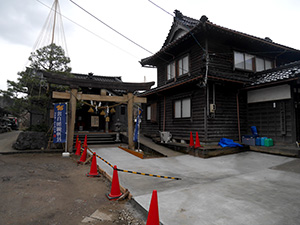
<box><xmin>74</xmin><ymin>132</ymin><xmax>117</xmax><ymax>145</ymax></box>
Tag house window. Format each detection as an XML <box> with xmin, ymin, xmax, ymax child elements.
<box><xmin>245</xmin><ymin>54</ymin><xmax>255</xmax><ymax>71</ymax></box>
<box><xmin>234</xmin><ymin>52</ymin><xmax>244</xmax><ymax>69</ymax></box>
<box><xmin>167</xmin><ymin>61</ymin><xmax>175</xmax><ymax>80</ymax></box>
<box><xmin>255</xmin><ymin>57</ymin><xmax>265</xmax><ymax>72</ymax></box>
<box><xmin>167</xmin><ymin>55</ymin><xmax>189</xmax><ymax>80</ymax></box>
<box><xmin>265</xmin><ymin>60</ymin><xmax>273</xmax><ymax>70</ymax></box>
<box><xmin>147</xmin><ymin>105</ymin><xmax>151</xmax><ymax>120</ymax></box>
<box><xmin>178</xmin><ymin>55</ymin><xmax>189</xmax><ymax>76</ymax></box>
<box><xmin>147</xmin><ymin>103</ymin><xmax>157</xmax><ymax>122</ymax></box>
<box><xmin>174</xmin><ymin>98</ymin><xmax>191</xmax><ymax>118</ymax></box>
<box><xmin>234</xmin><ymin>51</ymin><xmax>274</xmax><ymax>72</ymax></box>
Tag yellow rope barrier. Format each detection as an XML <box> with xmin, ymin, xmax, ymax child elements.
<box><xmin>84</xmin><ymin>145</ymin><xmax>182</xmax><ymax>180</ymax></box>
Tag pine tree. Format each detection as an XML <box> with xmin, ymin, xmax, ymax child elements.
<box><xmin>0</xmin><ymin>43</ymin><xmax>72</xmax><ymax>130</ymax></box>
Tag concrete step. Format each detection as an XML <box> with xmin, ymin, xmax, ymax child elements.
<box><xmin>74</xmin><ymin>133</ymin><xmax>117</xmax><ymax>145</ymax></box>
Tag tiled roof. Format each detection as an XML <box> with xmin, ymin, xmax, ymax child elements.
<box><xmin>140</xmin><ymin>61</ymin><xmax>300</xmax><ymax>97</ymax></box>
<box><xmin>72</xmin><ymin>72</ymin><xmax>122</xmax><ymax>83</ymax></box>
<box><xmin>161</xmin><ymin>10</ymin><xmax>199</xmax><ymax>48</ymax></box>
<box><xmin>141</xmin><ymin>10</ymin><xmax>300</xmax><ymax>66</ymax></box>
<box><xmin>71</xmin><ymin>72</ymin><xmax>126</xmax><ymax>95</ymax></box>
<box><xmin>139</xmin><ymin>70</ymin><xmax>250</xmax><ymax>97</ymax></box>
<box><xmin>208</xmin><ymin>70</ymin><xmax>251</xmax><ymax>83</ymax></box>
<box><xmin>139</xmin><ymin>72</ymin><xmax>203</xmax><ymax>96</ymax></box>
<box><xmin>205</xmin><ymin>21</ymin><xmax>298</xmax><ymax>51</ymax></box>
<box><xmin>173</xmin><ymin>10</ymin><xmax>199</xmax><ymax>28</ymax></box>
<box><xmin>250</xmin><ymin>61</ymin><xmax>300</xmax><ymax>86</ymax></box>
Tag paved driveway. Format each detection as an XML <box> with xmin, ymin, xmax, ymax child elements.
<box><xmin>92</xmin><ymin>147</ymin><xmax>300</xmax><ymax>225</ymax></box>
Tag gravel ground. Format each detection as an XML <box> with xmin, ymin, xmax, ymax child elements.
<box><xmin>0</xmin><ymin>152</ymin><xmax>146</xmax><ymax>225</ymax></box>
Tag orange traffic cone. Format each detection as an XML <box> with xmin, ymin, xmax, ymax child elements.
<box><xmin>146</xmin><ymin>190</ymin><xmax>159</xmax><ymax>225</ymax></box>
<box><xmin>106</xmin><ymin>165</ymin><xmax>122</xmax><ymax>200</ymax></box>
<box><xmin>75</xmin><ymin>141</ymin><xmax>81</xmax><ymax>156</ymax></box>
<box><xmin>84</xmin><ymin>135</ymin><xmax>87</xmax><ymax>147</ymax></box>
<box><xmin>87</xmin><ymin>152</ymin><xmax>100</xmax><ymax>177</ymax></box>
<box><xmin>78</xmin><ymin>145</ymin><xmax>87</xmax><ymax>163</ymax></box>
<box><xmin>194</xmin><ymin>132</ymin><xmax>202</xmax><ymax>148</ymax></box>
<box><xmin>189</xmin><ymin>132</ymin><xmax>194</xmax><ymax>147</ymax></box>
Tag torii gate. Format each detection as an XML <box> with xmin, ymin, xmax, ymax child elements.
<box><xmin>41</xmin><ymin>71</ymin><xmax>154</xmax><ymax>152</ymax></box>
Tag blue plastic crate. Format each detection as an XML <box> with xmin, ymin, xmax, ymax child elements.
<box><xmin>242</xmin><ymin>136</ymin><xmax>255</xmax><ymax>146</ymax></box>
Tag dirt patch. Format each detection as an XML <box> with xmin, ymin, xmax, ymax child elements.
<box><xmin>0</xmin><ymin>153</ymin><xmax>145</xmax><ymax>225</ymax></box>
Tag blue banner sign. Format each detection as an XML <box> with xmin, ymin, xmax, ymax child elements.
<box><xmin>53</xmin><ymin>103</ymin><xmax>67</xmax><ymax>143</ymax></box>
<box><xmin>133</xmin><ymin>108</ymin><xmax>143</xmax><ymax>142</ymax></box>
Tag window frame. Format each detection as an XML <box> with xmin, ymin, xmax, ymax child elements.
<box><xmin>178</xmin><ymin>55</ymin><xmax>189</xmax><ymax>76</ymax></box>
<box><xmin>234</xmin><ymin>51</ymin><xmax>274</xmax><ymax>72</ymax></box>
<box><xmin>167</xmin><ymin>54</ymin><xmax>190</xmax><ymax>80</ymax></box>
<box><xmin>146</xmin><ymin>105</ymin><xmax>151</xmax><ymax>121</ymax></box>
<box><xmin>167</xmin><ymin>61</ymin><xmax>175</xmax><ymax>80</ymax></box>
<box><xmin>146</xmin><ymin>103</ymin><xmax>157</xmax><ymax>122</ymax></box>
<box><xmin>174</xmin><ymin>98</ymin><xmax>191</xmax><ymax>119</ymax></box>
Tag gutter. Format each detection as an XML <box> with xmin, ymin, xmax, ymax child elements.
<box><xmin>139</xmin><ymin>75</ymin><xmax>203</xmax><ymax>97</ymax></box>
<box><xmin>242</xmin><ymin>77</ymin><xmax>298</xmax><ymax>90</ymax></box>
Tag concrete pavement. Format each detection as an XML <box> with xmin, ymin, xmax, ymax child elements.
<box><xmin>139</xmin><ymin>135</ymin><xmax>184</xmax><ymax>157</ymax></box>
<box><xmin>92</xmin><ymin>147</ymin><xmax>300</xmax><ymax>225</ymax></box>
<box><xmin>0</xmin><ymin>131</ymin><xmax>21</xmax><ymax>153</ymax></box>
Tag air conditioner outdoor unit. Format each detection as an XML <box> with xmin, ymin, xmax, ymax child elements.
<box><xmin>159</xmin><ymin>131</ymin><xmax>172</xmax><ymax>143</ymax></box>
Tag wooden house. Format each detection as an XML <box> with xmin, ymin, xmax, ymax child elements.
<box><xmin>140</xmin><ymin>10</ymin><xmax>300</xmax><ymax>145</ymax></box>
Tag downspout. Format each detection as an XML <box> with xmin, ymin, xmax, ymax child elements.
<box><xmin>163</xmin><ymin>95</ymin><xmax>166</xmax><ymax>132</ymax></box>
<box><xmin>204</xmin><ymin>38</ymin><xmax>209</xmax><ymax>86</ymax></box>
<box><xmin>236</xmin><ymin>90</ymin><xmax>241</xmax><ymax>143</ymax></box>
<box><xmin>206</xmin><ymin>84</ymin><xmax>210</xmax><ymax>117</ymax></box>
<box><xmin>204</xmin><ymin>38</ymin><xmax>209</xmax><ymax>141</ymax></box>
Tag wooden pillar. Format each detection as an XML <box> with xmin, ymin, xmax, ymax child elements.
<box><xmin>127</xmin><ymin>92</ymin><xmax>134</xmax><ymax>150</ymax></box>
<box><xmin>67</xmin><ymin>88</ymin><xmax>78</xmax><ymax>152</ymax></box>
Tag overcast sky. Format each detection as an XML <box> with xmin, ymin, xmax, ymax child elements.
<box><xmin>1</xmin><ymin>0</ymin><xmax>300</xmax><ymax>91</ymax></box>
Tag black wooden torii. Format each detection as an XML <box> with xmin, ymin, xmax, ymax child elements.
<box><xmin>41</xmin><ymin>70</ymin><xmax>154</xmax><ymax>151</ymax></box>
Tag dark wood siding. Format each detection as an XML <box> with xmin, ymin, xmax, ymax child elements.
<box><xmin>157</xmin><ymin>65</ymin><xmax>166</xmax><ymax>87</ymax></box>
<box><xmin>207</xmin><ymin>40</ymin><xmax>250</xmax><ymax>80</ymax></box>
<box><xmin>156</xmin><ymin>44</ymin><xmax>205</xmax><ymax>87</ymax></box>
<box><xmin>141</xmin><ymin>82</ymin><xmax>246</xmax><ymax>143</ymax></box>
<box><xmin>189</xmin><ymin>44</ymin><xmax>205</xmax><ymax>75</ymax></box>
<box><xmin>141</xmin><ymin>96</ymin><xmax>160</xmax><ymax>137</ymax></box>
<box><xmin>206</xmin><ymin>83</ymin><xmax>242</xmax><ymax>141</ymax></box>
<box><xmin>247</xmin><ymin>100</ymin><xmax>293</xmax><ymax>144</ymax></box>
<box><xmin>164</xmin><ymin>88</ymin><xmax>206</xmax><ymax>141</ymax></box>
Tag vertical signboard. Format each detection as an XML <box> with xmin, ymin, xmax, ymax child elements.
<box><xmin>133</xmin><ymin>107</ymin><xmax>143</xmax><ymax>142</ymax></box>
<box><xmin>53</xmin><ymin>103</ymin><xmax>67</xmax><ymax>143</ymax></box>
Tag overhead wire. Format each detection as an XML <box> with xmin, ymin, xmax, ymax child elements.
<box><xmin>65</xmin><ymin>0</ymin><xmax>194</xmax><ymax>78</ymax></box>
<box><xmin>39</xmin><ymin>0</ymin><xmax>287</xmax><ymax>83</ymax></box>
<box><xmin>147</xmin><ymin>0</ymin><xmax>299</xmax><ymax>80</ymax></box>
<box><xmin>147</xmin><ymin>0</ymin><xmax>206</xmax><ymax>79</ymax></box>
<box><xmin>69</xmin><ymin>0</ymin><xmax>154</xmax><ymax>55</ymax></box>
<box><xmin>147</xmin><ymin>0</ymin><xmax>299</xmax><ymax>56</ymax></box>
<box><xmin>68</xmin><ymin>0</ymin><xmax>192</xmax><ymax>78</ymax></box>
<box><xmin>148</xmin><ymin>0</ymin><xmax>206</xmax><ymax>52</ymax></box>
<box><xmin>37</xmin><ymin>0</ymin><xmax>296</xmax><ymax>69</ymax></box>
<box><xmin>36</xmin><ymin>0</ymin><xmax>140</xmax><ymax>60</ymax></box>
<box><xmin>68</xmin><ymin>0</ymin><xmax>184</xmax><ymax>80</ymax></box>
